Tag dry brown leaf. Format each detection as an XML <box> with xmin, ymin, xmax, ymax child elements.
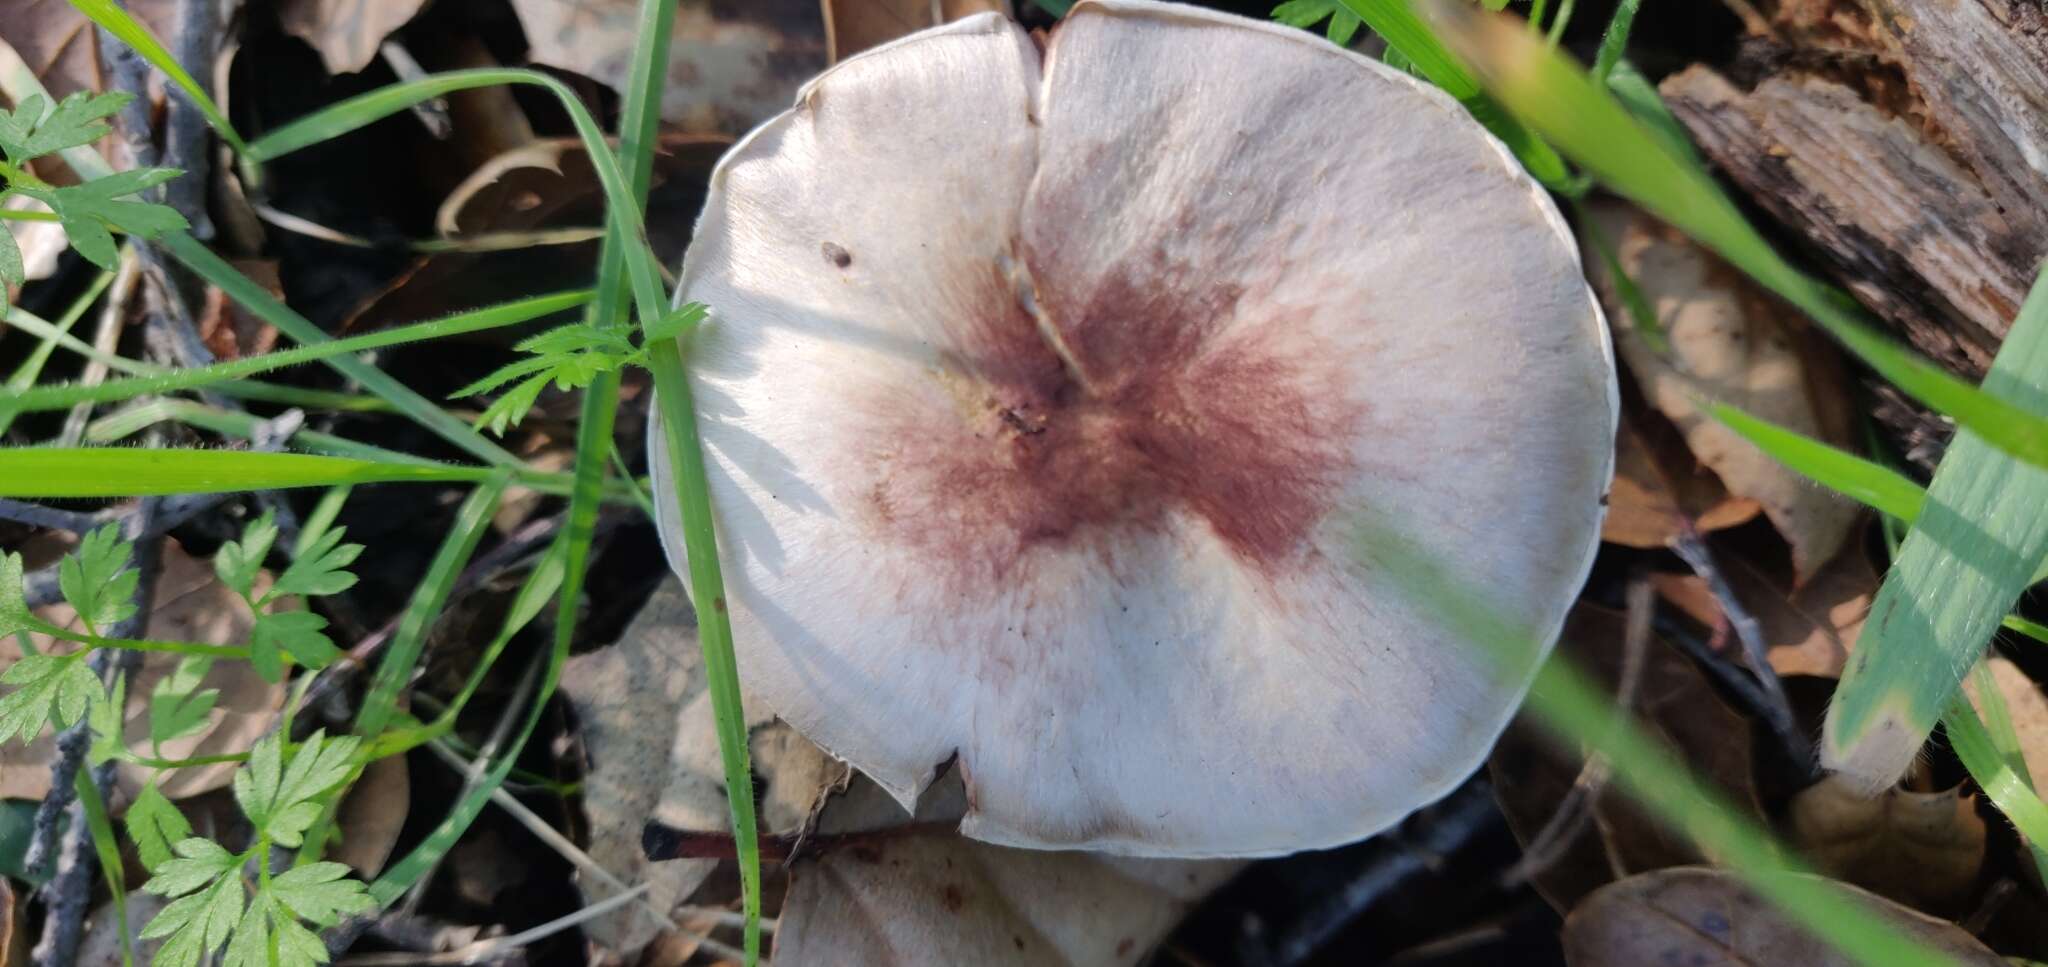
<box><xmin>1563</xmin><ymin>867</ymin><xmax>2002</xmax><ymax>967</ymax></box>
<box><xmin>1652</xmin><ymin>536</ymin><xmax>1877</xmax><ymax>679</ymax></box>
<box><xmin>776</xmin><ymin>772</ymin><xmax>1241</xmax><ymax>967</ymax></box>
<box><xmin>3</xmin><ymin>195</ymin><xmax>66</xmax><ymax>289</ymax></box>
<box><xmin>1583</xmin><ymin>199</ymin><xmax>1860</xmax><ymax>582</ymax></box>
<box><xmin>507</xmin><ymin>0</ymin><xmax>827</xmax><ymax>134</ymax></box>
<box><xmin>1602</xmin><ymin>414</ymin><xmax>1761</xmax><ymax>549</ymax></box>
<box><xmin>0</xmin><ymin>0</ymin><xmax>176</xmax><ymax>101</ymax></box>
<box><xmin>562</xmin><ymin>578</ymin><xmax>847</xmax><ymax>956</ymax></box>
<box><xmin>1788</xmin><ymin>774</ymin><xmax>1986</xmax><ymax>911</ymax></box>
<box><xmin>331</xmin><ymin>753</ymin><xmax>409</xmax><ymax>879</ymax></box>
<box><xmin>1966</xmin><ymin>657</ymin><xmax>2048</xmax><ymax>789</ymax></box>
<box><xmin>196</xmin><ymin>259</ymin><xmax>282</xmax><ymax>360</ymax></box>
<box><xmin>821</xmin><ymin>0</ymin><xmax>1013</xmax><ymax>63</ymax></box>
<box><xmin>0</xmin><ymin>540</ymin><xmax>287</xmax><ymax>802</ymax></box>
<box><xmin>276</xmin><ymin>0</ymin><xmax>430</xmax><ymax>74</ymax></box>
<box><xmin>73</xmin><ymin>891</ymin><xmax>169</xmax><ymax>967</ymax></box>
<box><xmin>1490</xmin><ymin>604</ymin><xmax>1761</xmax><ymax>911</ymax></box>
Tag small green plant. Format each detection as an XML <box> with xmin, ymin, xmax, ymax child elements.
<box><xmin>0</xmin><ymin>515</ymin><xmax>375</xmax><ymax>965</ymax></box>
<box><xmin>0</xmin><ymin>89</ymin><xmax>186</xmax><ymax>286</ymax></box>
<box><xmin>454</xmin><ymin>302</ymin><xmax>706</xmax><ymax>435</ymax></box>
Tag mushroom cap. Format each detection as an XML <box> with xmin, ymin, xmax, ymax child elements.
<box><xmin>651</xmin><ymin>0</ymin><xmax>1615</xmax><ymax>857</ymax></box>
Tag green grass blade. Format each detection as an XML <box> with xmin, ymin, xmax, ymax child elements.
<box><xmin>1591</xmin><ymin>0</ymin><xmax>1642</xmax><ymax>82</ymax></box>
<box><xmin>1420</xmin><ymin>0</ymin><xmax>2048</xmax><ymax>473</ymax></box>
<box><xmin>1707</xmin><ymin>403</ymin><xmax>1925</xmax><ymax>523</ymax></box>
<box><xmin>1334</xmin><ymin>0</ymin><xmax>1574</xmax><ymax>191</ymax></box>
<box><xmin>0</xmin><ymin>268</ymin><xmax>113</xmax><ymax>437</ymax></box>
<box><xmin>369</xmin><ymin>538</ymin><xmax>568</xmax><ymax>905</ymax></box>
<box><xmin>73</xmin><ymin>767</ymin><xmax>132</xmax><ymax>967</ymax></box>
<box><xmin>1360</xmin><ymin>519</ymin><xmax>1968</xmax><ymax>967</ymax></box>
<box><xmin>1945</xmin><ymin>688</ymin><xmax>2048</xmax><ymax>880</ymax></box>
<box><xmin>1825</xmin><ymin>262</ymin><xmax>2048</xmax><ymax>788</ymax></box>
<box><xmin>64</xmin><ymin>0</ymin><xmax>249</xmax><ymax>155</ymax></box>
<box><xmin>1</xmin><ymin>290</ymin><xmax>589</xmax><ymax>415</ymax></box>
<box><xmin>0</xmin><ymin>448</ymin><xmax>491</xmax><ymax>496</ymax></box>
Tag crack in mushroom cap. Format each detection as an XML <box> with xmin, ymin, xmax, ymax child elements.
<box><xmin>650</xmin><ymin>0</ymin><xmax>1617</xmax><ymax>857</ymax></box>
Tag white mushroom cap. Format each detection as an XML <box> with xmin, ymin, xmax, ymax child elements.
<box><xmin>651</xmin><ymin>0</ymin><xmax>1615</xmax><ymax>857</ymax></box>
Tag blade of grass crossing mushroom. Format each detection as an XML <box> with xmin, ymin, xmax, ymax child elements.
<box><xmin>63</xmin><ymin>0</ymin><xmax>249</xmax><ymax>155</ymax></box>
<box><xmin>0</xmin><ymin>448</ymin><xmax>498</xmax><ymax>496</ymax></box>
<box><xmin>1824</xmin><ymin>262</ymin><xmax>2048</xmax><ymax>790</ymax></box>
<box><xmin>1358</xmin><ymin>518</ymin><xmax>1969</xmax><ymax>967</ymax></box>
<box><xmin>609</xmin><ymin>0</ymin><xmax>759</xmax><ymax>955</ymax></box>
<box><xmin>1417</xmin><ymin>0</ymin><xmax>2048</xmax><ymax>472</ymax></box>
<box><xmin>1330</xmin><ymin>0</ymin><xmax>1575</xmax><ymax>192</ymax></box>
<box><xmin>0</xmin><ymin>290</ymin><xmax>591</xmax><ymax>414</ymax></box>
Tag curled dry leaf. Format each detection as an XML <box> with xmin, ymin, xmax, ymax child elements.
<box><xmin>1651</xmin><ymin>533</ymin><xmax>1878</xmax><ymax>679</ymax></box>
<box><xmin>1582</xmin><ymin>199</ymin><xmax>1860</xmax><ymax>582</ymax></box>
<box><xmin>652</xmin><ymin>0</ymin><xmax>1614</xmax><ymax>858</ymax></box>
<box><xmin>822</xmin><ymin>0</ymin><xmax>1014</xmax><ymax>63</ymax></box>
<box><xmin>1788</xmin><ymin>774</ymin><xmax>1986</xmax><ymax>912</ymax></box>
<box><xmin>507</xmin><ymin>0</ymin><xmax>827</xmax><ymax>134</ymax></box>
<box><xmin>1490</xmin><ymin>604</ymin><xmax>1760</xmax><ymax>911</ymax></box>
<box><xmin>1563</xmin><ymin>866</ymin><xmax>2002</xmax><ymax>967</ymax></box>
<box><xmin>776</xmin><ymin>772</ymin><xmax>1242</xmax><ymax>967</ymax></box>
<box><xmin>560</xmin><ymin>578</ymin><xmax>846</xmax><ymax>956</ymax></box>
<box><xmin>0</xmin><ymin>540</ymin><xmax>286</xmax><ymax>802</ymax></box>
<box><xmin>276</xmin><ymin>0</ymin><xmax>430</xmax><ymax>74</ymax></box>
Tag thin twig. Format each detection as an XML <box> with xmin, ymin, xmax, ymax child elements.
<box><xmin>377</xmin><ymin>42</ymin><xmax>454</xmax><ymax>139</ymax></box>
<box><xmin>1670</xmin><ymin>526</ymin><xmax>1808</xmax><ymax>764</ymax></box>
<box><xmin>400</xmin><ymin>657</ymin><xmax>543</xmax><ymax>914</ymax></box>
<box><xmin>56</xmin><ymin>251</ymin><xmax>142</xmax><ymax>445</ymax></box>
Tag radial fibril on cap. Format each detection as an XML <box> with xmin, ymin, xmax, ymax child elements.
<box><xmin>651</xmin><ymin>0</ymin><xmax>1616</xmax><ymax>857</ymax></box>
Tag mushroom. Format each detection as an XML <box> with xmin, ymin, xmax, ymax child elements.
<box><xmin>651</xmin><ymin>0</ymin><xmax>1615</xmax><ymax>857</ymax></box>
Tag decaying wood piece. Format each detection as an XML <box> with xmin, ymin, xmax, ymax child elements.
<box><xmin>1661</xmin><ymin>67</ymin><xmax>2022</xmax><ymax>377</ymax></box>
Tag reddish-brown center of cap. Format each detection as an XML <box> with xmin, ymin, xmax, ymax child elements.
<box><xmin>854</xmin><ymin>244</ymin><xmax>1366</xmax><ymax>587</ymax></box>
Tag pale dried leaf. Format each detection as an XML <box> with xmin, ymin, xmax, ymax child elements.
<box><xmin>1651</xmin><ymin>538</ymin><xmax>1877</xmax><ymax>679</ymax></box>
<box><xmin>331</xmin><ymin>753</ymin><xmax>408</xmax><ymax>878</ymax></box>
<box><xmin>0</xmin><ymin>540</ymin><xmax>287</xmax><ymax>801</ymax></box>
<box><xmin>562</xmin><ymin>578</ymin><xmax>846</xmax><ymax>955</ymax></box>
<box><xmin>778</xmin><ymin>773</ymin><xmax>1241</xmax><ymax>967</ymax></box>
<box><xmin>1583</xmin><ymin>199</ymin><xmax>1860</xmax><ymax>582</ymax></box>
<box><xmin>1601</xmin><ymin>415</ymin><xmax>1760</xmax><ymax>549</ymax></box>
<box><xmin>276</xmin><ymin>0</ymin><xmax>430</xmax><ymax>74</ymax></box>
<box><xmin>0</xmin><ymin>877</ymin><xmax>16</xmax><ymax>967</ymax></box>
<box><xmin>4</xmin><ymin>195</ymin><xmax>66</xmax><ymax>286</ymax></box>
<box><xmin>507</xmin><ymin>0</ymin><xmax>826</xmax><ymax>134</ymax></box>
<box><xmin>1563</xmin><ymin>867</ymin><xmax>2001</xmax><ymax>966</ymax></box>
<box><xmin>823</xmin><ymin>0</ymin><xmax>1013</xmax><ymax>63</ymax></box>
<box><xmin>1788</xmin><ymin>775</ymin><xmax>1986</xmax><ymax>910</ymax></box>
<box><xmin>0</xmin><ymin>0</ymin><xmax>175</xmax><ymax>101</ymax></box>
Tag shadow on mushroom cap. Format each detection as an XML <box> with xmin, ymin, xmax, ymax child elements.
<box><xmin>650</xmin><ymin>0</ymin><xmax>1616</xmax><ymax>859</ymax></box>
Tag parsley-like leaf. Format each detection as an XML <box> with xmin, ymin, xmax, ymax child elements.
<box><xmin>248</xmin><ymin>610</ymin><xmax>339</xmax><ymax>683</ymax></box>
<box><xmin>266</xmin><ymin>528</ymin><xmax>361</xmax><ymax>602</ymax></box>
<box><xmin>234</xmin><ymin>731</ymin><xmax>360</xmax><ymax>848</ymax></box>
<box><xmin>452</xmin><ymin>322</ymin><xmax>646</xmax><ymax>435</ymax></box>
<box><xmin>0</xmin><ymin>551</ymin><xmax>32</xmax><ymax>639</ymax></box>
<box><xmin>214</xmin><ymin>510</ymin><xmax>278</xmax><ymax>601</ymax></box>
<box><xmin>126</xmin><ymin>782</ymin><xmax>194</xmax><ymax>873</ymax></box>
<box><xmin>86</xmin><ymin>672</ymin><xmax>125</xmax><ymax>766</ymax></box>
<box><xmin>0</xmin><ymin>90</ymin><xmax>130</xmax><ymax>166</ymax></box>
<box><xmin>18</xmin><ymin>167</ymin><xmax>188</xmax><ymax>271</ymax></box>
<box><xmin>0</xmin><ymin>653</ymin><xmax>99</xmax><ymax>743</ymax></box>
<box><xmin>1270</xmin><ymin>0</ymin><xmax>1364</xmax><ymax>46</ymax></box>
<box><xmin>642</xmin><ymin>302</ymin><xmax>709</xmax><ymax>344</ymax></box>
<box><xmin>149</xmin><ymin>655</ymin><xmax>218</xmax><ymax>750</ymax></box>
<box><xmin>0</xmin><ymin>212</ymin><xmax>23</xmax><ymax>287</ymax></box>
<box><xmin>141</xmin><ymin>837</ymin><xmax>237</xmax><ymax>898</ymax></box>
<box><xmin>269</xmin><ymin>862</ymin><xmax>375</xmax><ymax>926</ymax></box>
<box><xmin>61</xmin><ymin>523</ymin><xmax>139</xmax><ymax>634</ymax></box>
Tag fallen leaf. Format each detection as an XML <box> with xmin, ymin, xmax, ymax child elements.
<box><xmin>1651</xmin><ymin>533</ymin><xmax>1878</xmax><ymax>678</ymax></box>
<box><xmin>196</xmin><ymin>259</ymin><xmax>282</xmax><ymax>360</ymax></box>
<box><xmin>1601</xmin><ymin>413</ymin><xmax>1761</xmax><ymax>549</ymax></box>
<box><xmin>822</xmin><ymin>0</ymin><xmax>1013</xmax><ymax>63</ymax></box>
<box><xmin>1583</xmin><ymin>199</ymin><xmax>1861</xmax><ymax>582</ymax></box>
<box><xmin>276</xmin><ymin>0</ymin><xmax>430</xmax><ymax>75</ymax></box>
<box><xmin>776</xmin><ymin>771</ymin><xmax>1242</xmax><ymax>967</ymax></box>
<box><xmin>1788</xmin><ymin>774</ymin><xmax>1986</xmax><ymax>911</ymax></box>
<box><xmin>1490</xmin><ymin>604</ymin><xmax>1760</xmax><ymax>911</ymax></box>
<box><xmin>4</xmin><ymin>195</ymin><xmax>67</xmax><ymax>289</ymax></box>
<box><xmin>507</xmin><ymin>0</ymin><xmax>827</xmax><ymax>134</ymax></box>
<box><xmin>0</xmin><ymin>539</ymin><xmax>288</xmax><ymax>802</ymax></box>
<box><xmin>561</xmin><ymin>577</ymin><xmax>847</xmax><ymax>956</ymax></box>
<box><xmin>331</xmin><ymin>753</ymin><xmax>409</xmax><ymax>878</ymax></box>
<box><xmin>0</xmin><ymin>0</ymin><xmax>176</xmax><ymax>101</ymax></box>
<box><xmin>1967</xmin><ymin>657</ymin><xmax>2048</xmax><ymax>786</ymax></box>
<box><xmin>1563</xmin><ymin>867</ymin><xmax>2002</xmax><ymax>966</ymax></box>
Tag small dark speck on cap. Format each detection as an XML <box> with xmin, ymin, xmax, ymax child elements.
<box><xmin>821</xmin><ymin>241</ymin><xmax>853</xmax><ymax>268</ymax></box>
